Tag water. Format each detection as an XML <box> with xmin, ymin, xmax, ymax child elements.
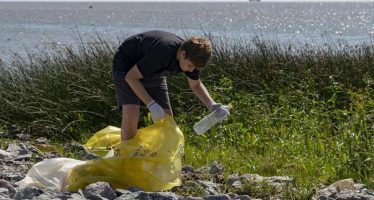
<box><xmin>1</xmin><ymin>1</ymin><xmax>374</xmax><ymax>62</ymax></box>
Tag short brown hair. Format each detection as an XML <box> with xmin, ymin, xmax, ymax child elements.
<box><xmin>180</xmin><ymin>36</ymin><xmax>212</xmax><ymax>69</ymax></box>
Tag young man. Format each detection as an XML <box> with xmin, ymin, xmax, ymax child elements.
<box><xmin>112</xmin><ymin>30</ymin><xmax>228</xmax><ymax>141</ymax></box>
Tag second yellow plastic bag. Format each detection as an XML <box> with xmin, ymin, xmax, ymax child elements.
<box><xmin>64</xmin><ymin>115</ymin><xmax>184</xmax><ymax>192</ymax></box>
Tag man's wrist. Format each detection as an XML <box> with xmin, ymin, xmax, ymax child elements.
<box><xmin>206</xmin><ymin>101</ymin><xmax>215</xmax><ymax>108</ymax></box>
<box><xmin>146</xmin><ymin>100</ymin><xmax>156</xmax><ymax>108</ymax></box>
<box><xmin>206</xmin><ymin>101</ymin><xmax>216</xmax><ymax>111</ymax></box>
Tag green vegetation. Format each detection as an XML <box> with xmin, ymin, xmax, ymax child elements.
<box><xmin>0</xmin><ymin>35</ymin><xmax>373</xmax><ymax>198</ymax></box>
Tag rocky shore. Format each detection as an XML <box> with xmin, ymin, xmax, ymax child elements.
<box><xmin>1</xmin><ymin>134</ymin><xmax>373</xmax><ymax>200</ymax></box>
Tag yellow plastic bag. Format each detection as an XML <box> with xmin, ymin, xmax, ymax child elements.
<box><xmin>64</xmin><ymin>115</ymin><xmax>184</xmax><ymax>192</ymax></box>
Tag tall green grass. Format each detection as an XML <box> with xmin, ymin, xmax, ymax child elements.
<box><xmin>0</xmin><ymin>35</ymin><xmax>373</xmax><ymax>198</ymax></box>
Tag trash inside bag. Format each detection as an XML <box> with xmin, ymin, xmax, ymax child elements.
<box><xmin>17</xmin><ymin>115</ymin><xmax>184</xmax><ymax>192</ymax></box>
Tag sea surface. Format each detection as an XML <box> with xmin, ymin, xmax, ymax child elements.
<box><xmin>1</xmin><ymin>1</ymin><xmax>374</xmax><ymax>62</ymax></box>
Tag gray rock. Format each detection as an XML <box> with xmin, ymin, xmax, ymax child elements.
<box><xmin>228</xmin><ymin>193</ymin><xmax>238</xmax><ymax>199</ymax></box>
<box><xmin>316</xmin><ymin>186</ymin><xmax>338</xmax><ymax>199</ymax></box>
<box><xmin>231</xmin><ymin>181</ymin><xmax>243</xmax><ymax>188</ymax></box>
<box><xmin>0</xmin><ymin>193</ymin><xmax>11</xmax><ymax>200</ymax></box>
<box><xmin>126</xmin><ymin>186</ymin><xmax>143</xmax><ymax>192</ymax></box>
<box><xmin>183</xmin><ymin>197</ymin><xmax>204</xmax><ymax>200</ymax></box>
<box><xmin>31</xmin><ymin>191</ymin><xmax>58</xmax><ymax>200</ymax></box>
<box><xmin>227</xmin><ymin>174</ymin><xmax>239</xmax><ymax>186</ymax></box>
<box><xmin>234</xmin><ymin>195</ymin><xmax>252</xmax><ymax>200</ymax></box>
<box><xmin>27</xmin><ymin>145</ymin><xmax>43</xmax><ymax>155</ymax></box>
<box><xmin>42</xmin><ymin>152</ymin><xmax>61</xmax><ymax>159</ymax></box>
<box><xmin>0</xmin><ymin>173</ymin><xmax>24</xmax><ymax>182</ymax></box>
<box><xmin>18</xmin><ymin>148</ymin><xmax>31</xmax><ymax>156</ymax></box>
<box><xmin>316</xmin><ymin>195</ymin><xmax>334</xmax><ymax>200</ymax></box>
<box><xmin>329</xmin><ymin>179</ymin><xmax>355</xmax><ymax>191</ymax></box>
<box><xmin>182</xmin><ymin>165</ymin><xmax>195</xmax><ymax>174</ymax></box>
<box><xmin>137</xmin><ymin>192</ymin><xmax>180</xmax><ymax>200</ymax></box>
<box><xmin>65</xmin><ymin>142</ymin><xmax>86</xmax><ymax>153</ymax></box>
<box><xmin>79</xmin><ymin>152</ymin><xmax>101</xmax><ymax>160</ymax></box>
<box><xmin>6</xmin><ymin>143</ymin><xmax>26</xmax><ymax>152</ymax></box>
<box><xmin>362</xmin><ymin>189</ymin><xmax>374</xmax><ymax>196</ymax></box>
<box><xmin>265</xmin><ymin>176</ymin><xmax>293</xmax><ymax>184</ymax></box>
<box><xmin>13</xmin><ymin>186</ymin><xmax>44</xmax><ymax>200</ymax></box>
<box><xmin>203</xmin><ymin>194</ymin><xmax>232</xmax><ymax>200</ymax></box>
<box><xmin>115</xmin><ymin>189</ymin><xmax>132</xmax><ymax>197</ymax></box>
<box><xmin>0</xmin><ymin>162</ymin><xmax>29</xmax><ymax>182</ymax></box>
<box><xmin>115</xmin><ymin>191</ymin><xmax>140</xmax><ymax>200</ymax></box>
<box><xmin>335</xmin><ymin>190</ymin><xmax>374</xmax><ymax>200</ymax></box>
<box><xmin>0</xmin><ymin>188</ymin><xmax>9</xmax><ymax>195</ymax></box>
<box><xmin>83</xmin><ymin>182</ymin><xmax>116</xmax><ymax>200</ymax></box>
<box><xmin>239</xmin><ymin>174</ymin><xmax>264</xmax><ymax>182</ymax></box>
<box><xmin>0</xmin><ymin>150</ymin><xmax>13</xmax><ymax>160</ymax></box>
<box><xmin>36</xmin><ymin>137</ymin><xmax>49</xmax><ymax>144</ymax></box>
<box><xmin>14</xmin><ymin>153</ymin><xmax>33</xmax><ymax>161</ymax></box>
<box><xmin>0</xmin><ymin>179</ymin><xmax>16</xmax><ymax>197</ymax></box>
<box><xmin>32</xmin><ymin>191</ymin><xmax>85</xmax><ymax>200</ymax></box>
<box><xmin>55</xmin><ymin>192</ymin><xmax>76</xmax><ymax>200</ymax></box>
<box><xmin>209</xmin><ymin>162</ymin><xmax>223</xmax><ymax>175</ymax></box>
<box><xmin>69</xmin><ymin>193</ymin><xmax>88</xmax><ymax>200</ymax></box>
<box><xmin>181</xmin><ymin>181</ymin><xmax>207</xmax><ymax>196</ymax></box>
<box><xmin>354</xmin><ymin>183</ymin><xmax>366</xmax><ymax>190</ymax></box>
<box><xmin>198</xmin><ymin>181</ymin><xmax>221</xmax><ymax>195</ymax></box>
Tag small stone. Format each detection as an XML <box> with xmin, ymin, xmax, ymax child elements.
<box><xmin>329</xmin><ymin>178</ymin><xmax>355</xmax><ymax>191</ymax></box>
<box><xmin>36</xmin><ymin>137</ymin><xmax>49</xmax><ymax>144</ymax></box>
<box><xmin>240</xmin><ymin>174</ymin><xmax>264</xmax><ymax>182</ymax></box>
<box><xmin>354</xmin><ymin>183</ymin><xmax>366</xmax><ymax>190</ymax></box>
<box><xmin>203</xmin><ymin>194</ymin><xmax>231</xmax><ymax>200</ymax></box>
<box><xmin>184</xmin><ymin>197</ymin><xmax>204</xmax><ymax>200</ymax></box>
<box><xmin>83</xmin><ymin>182</ymin><xmax>116</xmax><ymax>200</ymax></box>
<box><xmin>0</xmin><ymin>188</ymin><xmax>9</xmax><ymax>195</ymax></box>
<box><xmin>234</xmin><ymin>195</ymin><xmax>252</xmax><ymax>200</ymax></box>
<box><xmin>137</xmin><ymin>192</ymin><xmax>180</xmax><ymax>200</ymax></box>
<box><xmin>209</xmin><ymin>162</ymin><xmax>224</xmax><ymax>175</ymax></box>
<box><xmin>182</xmin><ymin>165</ymin><xmax>195</xmax><ymax>174</ymax></box>
<box><xmin>0</xmin><ymin>179</ymin><xmax>16</xmax><ymax>197</ymax></box>
<box><xmin>126</xmin><ymin>186</ymin><xmax>143</xmax><ymax>192</ymax></box>
<box><xmin>227</xmin><ymin>174</ymin><xmax>239</xmax><ymax>185</ymax></box>
<box><xmin>13</xmin><ymin>186</ymin><xmax>44</xmax><ymax>200</ymax></box>
<box><xmin>0</xmin><ymin>150</ymin><xmax>13</xmax><ymax>160</ymax></box>
<box><xmin>14</xmin><ymin>153</ymin><xmax>32</xmax><ymax>161</ymax></box>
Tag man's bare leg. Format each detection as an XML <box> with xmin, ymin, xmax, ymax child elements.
<box><xmin>121</xmin><ymin>104</ymin><xmax>140</xmax><ymax>141</ymax></box>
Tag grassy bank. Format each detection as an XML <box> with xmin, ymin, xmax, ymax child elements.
<box><xmin>0</xmin><ymin>35</ymin><xmax>373</xmax><ymax>198</ymax></box>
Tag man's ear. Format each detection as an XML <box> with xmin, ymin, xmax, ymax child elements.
<box><xmin>181</xmin><ymin>50</ymin><xmax>186</xmax><ymax>59</ymax></box>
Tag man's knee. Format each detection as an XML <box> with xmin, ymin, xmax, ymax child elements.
<box><xmin>121</xmin><ymin>127</ymin><xmax>137</xmax><ymax>140</ymax></box>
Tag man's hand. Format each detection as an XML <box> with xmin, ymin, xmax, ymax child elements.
<box><xmin>207</xmin><ymin>101</ymin><xmax>230</xmax><ymax>122</ymax></box>
<box><xmin>207</xmin><ymin>101</ymin><xmax>223</xmax><ymax>112</ymax></box>
<box><xmin>147</xmin><ymin>100</ymin><xmax>166</xmax><ymax>122</ymax></box>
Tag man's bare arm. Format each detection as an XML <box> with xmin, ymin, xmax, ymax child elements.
<box><xmin>187</xmin><ymin>77</ymin><xmax>214</xmax><ymax>107</ymax></box>
<box><xmin>125</xmin><ymin>65</ymin><xmax>153</xmax><ymax>105</ymax></box>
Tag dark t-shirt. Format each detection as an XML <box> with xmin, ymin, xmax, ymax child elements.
<box><xmin>112</xmin><ymin>30</ymin><xmax>200</xmax><ymax>80</ymax></box>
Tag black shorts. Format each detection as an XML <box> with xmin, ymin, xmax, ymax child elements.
<box><xmin>112</xmin><ymin>69</ymin><xmax>171</xmax><ymax>111</ymax></box>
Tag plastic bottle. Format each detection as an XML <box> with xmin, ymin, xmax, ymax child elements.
<box><xmin>193</xmin><ymin>106</ymin><xmax>230</xmax><ymax>135</ymax></box>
